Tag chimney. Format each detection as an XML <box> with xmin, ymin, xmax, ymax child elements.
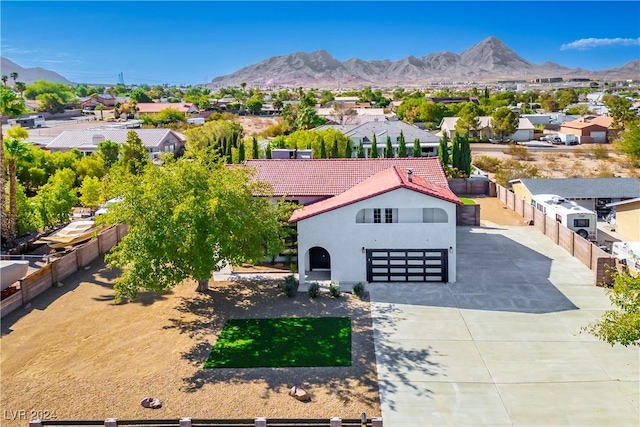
<box><xmin>92</xmin><ymin>134</ymin><xmax>105</xmax><ymax>145</ymax></box>
<box><xmin>407</xmin><ymin>169</ymin><xmax>413</xmax><ymax>182</ymax></box>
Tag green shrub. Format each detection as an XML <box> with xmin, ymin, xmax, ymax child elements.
<box><xmin>329</xmin><ymin>282</ymin><xmax>341</xmax><ymax>298</ymax></box>
<box><xmin>473</xmin><ymin>155</ymin><xmax>502</xmax><ymax>173</ymax></box>
<box><xmin>308</xmin><ymin>282</ymin><xmax>320</xmax><ymax>299</ymax></box>
<box><xmin>281</xmin><ymin>275</ymin><xmax>298</xmax><ymax>297</ymax></box>
<box><xmin>352</xmin><ymin>282</ymin><xmax>365</xmax><ymax>298</ymax></box>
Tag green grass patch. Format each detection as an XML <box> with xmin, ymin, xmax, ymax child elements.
<box><xmin>458</xmin><ymin>197</ymin><xmax>476</xmax><ymax>205</ymax></box>
<box><xmin>204</xmin><ymin>317</ymin><xmax>352</xmax><ymax>368</ymax></box>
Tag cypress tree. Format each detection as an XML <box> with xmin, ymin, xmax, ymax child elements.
<box><xmin>385</xmin><ymin>135</ymin><xmax>393</xmax><ymax>158</ymax></box>
<box><xmin>252</xmin><ymin>136</ymin><xmax>259</xmax><ymax>159</ymax></box>
<box><xmin>438</xmin><ymin>134</ymin><xmax>450</xmax><ymax>167</ymax></box>
<box><xmin>266</xmin><ymin>144</ymin><xmax>272</xmax><ymax>159</ymax></box>
<box><xmin>320</xmin><ymin>139</ymin><xmax>327</xmax><ymax>158</ymax></box>
<box><xmin>331</xmin><ymin>135</ymin><xmax>339</xmax><ymax>158</ymax></box>
<box><xmin>238</xmin><ymin>140</ymin><xmax>245</xmax><ymax>163</ymax></box>
<box><xmin>370</xmin><ymin>133</ymin><xmax>378</xmax><ymax>158</ymax></box>
<box><xmin>344</xmin><ymin>138</ymin><xmax>353</xmax><ymax>158</ymax></box>
<box><xmin>226</xmin><ymin>139</ymin><xmax>233</xmax><ymax>164</ymax></box>
<box><xmin>357</xmin><ymin>140</ymin><xmax>365</xmax><ymax>158</ymax></box>
<box><xmin>398</xmin><ymin>130</ymin><xmax>407</xmax><ymax>157</ymax></box>
<box><xmin>451</xmin><ymin>132</ymin><xmax>462</xmax><ymax>170</ymax></box>
<box><xmin>460</xmin><ymin>133</ymin><xmax>471</xmax><ymax>176</ymax></box>
<box><xmin>413</xmin><ymin>138</ymin><xmax>421</xmax><ymax>157</ymax></box>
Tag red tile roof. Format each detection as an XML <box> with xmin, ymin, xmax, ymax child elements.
<box><xmin>289</xmin><ymin>166</ymin><xmax>461</xmax><ymax>223</ymax></box>
<box><xmin>245</xmin><ymin>158</ymin><xmax>450</xmax><ymax>198</ymax></box>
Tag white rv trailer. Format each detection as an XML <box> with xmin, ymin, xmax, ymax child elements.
<box><xmin>531</xmin><ymin>194</ymin><xmax>597</xmax><ymax>240</ymax></box>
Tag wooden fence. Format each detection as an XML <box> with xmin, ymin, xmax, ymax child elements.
<box><xmin>1</xmin><ymin>224</ymin><xmax>128</xmax><ymax>318</ymax></box>
<box><xmin>494</xmin><ymin>183</ymin><xmax>614</xmax><ymax>286</ymax></box>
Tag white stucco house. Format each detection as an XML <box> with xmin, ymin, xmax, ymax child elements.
<box><xmin>439</xmin><ymin>116</ymin><xmax>535</xmax><ymax>142</ymax></box>
<box><xmin>47</xmin><ymin>128</ymin><xmax>186</xmax><ymax>160</ymax></box>
<box><xmin>287</xmin><ymin>165</ymin><xmax>462</xmax><ymax>286</ymax></box>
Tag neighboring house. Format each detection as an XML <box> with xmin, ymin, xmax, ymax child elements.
<box><xmin>427</xmin><ymin>96</ymin><xmax>479</xmax><ymax>105</ymax></box>
<box><xmin>316</xmin><ymin>107</ymin><xmax>386</xmax><ymax>125</ymax></box>
<box><xmin>136</xmin><ymin>102</ymin><xmax>198</xmax><ymax>115</ymax></box>
<box><xmin>559</xmin><ymin>120</ymin><xmax>608</xmax><ymax>143</ymax></box>
<box><xmin>47</xmin><ymin>128</ymin><xmax>186</xmax><ymax>160</ymax></box>
<box><xmin>606</xmin><ymin>198</ymin><xmax>640</xmax><ymax>242</ymax></box>
<box><xmin>287</xmin><ymin>165</ymin><xmax>461</xmax><ymax>286</ymax></box>
<box><xmin>510</xmin><ymin>178</ymin><xmax>640</xmax><ymax>216</ymax></box>
<box><xmin>439</xmin><ymin>116</ymin><xmax>535</xmax><ymax>142</ymax></box>
<box><xmin>316</xmin><ymin>120</ymin><xmax>440</xmax><ymax>157</ymax></box>
<box><xmin>81</xmin><ymin>94</ymin><xmax>117</xmax><ymax>109</ymax></box>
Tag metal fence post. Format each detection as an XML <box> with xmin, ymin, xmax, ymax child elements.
<box><xmin>255</xmin><ymin>417</ymin><xmax>267</xmax><ymax>427</ymax></box>
<box><xmin>179</xmin><ymin>418</ymin><xmax>192</xmax><ymax>427</ymax></box>
<box><xmin>330</xmin><ymin>417</ymin><xmax>342</xmax><ymax>427</ymax></box>
<box><xmin>28</xmin><ymin>420</ymin><xmax>42</xmax><ymax>427</ymax></box>
<box><xmin>371</xmin><ymin>418</ymin><xmax>383</xmax><ymax>427</ymax></box>
<box><xmin>104</xmin><ymin>418</ymin><xmax>117</xmax><ymax>427</ymax></box>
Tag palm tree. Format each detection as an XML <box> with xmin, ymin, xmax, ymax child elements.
<box><xmin>240</xmin><ymin>82</ymin><xmax>247</xmax><ymax>93</ymax></box>
<box><xmin>4</xmin><ymin>138</ymin><xmax>31</xmax><ymax>242</ymax></box>
<box><xmin>1</xmin><ymin>75</ymin><xmax>7</xmax><ymax>87</ymax></box>
<box><xmin>14</xmin><ymin>82</ymin><xmax>26</xmax><ymax>96</ymax></box>
<box><xmin>0</xmin><ymin>87</ymin><xmax>26</xmax><ymax>241</ymax></box>
<box><xmin>10</xmin><ymin>72</ymin><xmax>18</xmax><ymax>84</ymax></box>
<box><xmin>95</xmin><ymin>104</ymin><xmax>106</xmax><ymax>120</ymax></box>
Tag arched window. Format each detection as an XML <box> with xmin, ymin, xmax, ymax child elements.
<box><xmin>422</xmin><ymin>208</ymin><xmax>448</xmax><ymax>223</ymax></box>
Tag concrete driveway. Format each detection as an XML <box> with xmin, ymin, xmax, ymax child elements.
<box><xmin>369</xmin><ymin>226</ymin><xmax>639</xmax><ymax>426</ymax></box>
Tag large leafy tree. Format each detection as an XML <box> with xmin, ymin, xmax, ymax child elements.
<box><xmin>120</xmin><ymin>130</ymin><xmax>149</xmax><ymax>175</ymax></box>
<box><xmin>614</xmin><ymin>124</ymin><xmax>640</xmax><ymax>160</ymax></box>
<box><xmin>101</xmin><ymin>159</ymin><xmax>292</xmax><ymax>300</ymax></box>
<box><xmin>584</xmin><ymin>272</ymin><xmax>640</xmax><ymax>347</ymax></box>
<box><xmin>491</xmin><ymin>107</ymin><xmax>518</xmax><ymax>141</ymax></box>
<box><xmin>97</xmin><ymin>140</ymin><xmax>120</xmax><ymax>168</ymax></box>
<box><xmin>604</xmin><ymin>95</ymin><xmax>637</xmax><ymax>130</ymax></box>
<box><xmin>455</xmin><ymin>103</ymin><xmax>481</xmax><ymax>137</ymax></box>
<box><xmin>246</xmin><ymin>95</ymin><xmax>263</xmax><ymax>115</ymax></box>
<box><xmin>36</xmin><ymin>93</ymin><xmax>66</xmax><ymax>114</ymax></box>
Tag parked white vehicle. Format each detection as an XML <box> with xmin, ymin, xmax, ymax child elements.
<box><xmin>531</xmin><ymin>194</ymin><xmax>597</xmax><ymax>240</ymax></box>
<box><xmin>187</xmin><ymin>117</ymin><xmax>205</xmax><ymax>126</ymax></box>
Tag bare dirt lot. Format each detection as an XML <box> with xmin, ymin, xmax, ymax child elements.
<box><xmin>471</xmin><ymin>142</ymin><xmax>638</xmax><ymax>179</ymax></box>
<box><xmin>1</xmin><ymin>260</ymin><xmax>379</xmax><ymax>425</ymax></box>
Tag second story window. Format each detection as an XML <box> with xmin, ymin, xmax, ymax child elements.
<box><xmin>374</xmin><ymin>208</ymin><xmax>381</xmax><ymax>223</ymax></box>
<box><xmin>385</xmin><ymin>208</ymin><xmax>393</xmax><ymax>223</ymax></box>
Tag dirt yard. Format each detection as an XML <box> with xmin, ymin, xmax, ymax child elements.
<box><xmin>471</xmin><ymin>143</ymin><xmax>638</xmax><ymax>179</ymax></box>
<box><xmin>470</xmin><ymin>196</ymin><xmax>529</xmax><ymax>227</ymax></box>
<box><xmin>0</xmin><ymin>260</ymin><xmax>379</xmax><ymax>425</ymax></box>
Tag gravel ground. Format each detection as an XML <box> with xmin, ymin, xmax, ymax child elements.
<box><xmin>1</xmin><ymin>259</ymin><xmax>380</xmax><ymax>425</ymax></box>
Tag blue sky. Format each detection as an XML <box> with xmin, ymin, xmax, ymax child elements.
<box><xmin>1</xmin><ymin>1</ymin><xmax>639</xmax><ymax>85</ymax></box>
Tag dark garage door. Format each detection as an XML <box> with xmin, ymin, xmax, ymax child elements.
<box><xmin>366</xmin><ymin>249</ymin><xmax>448</xmax><ymax>282</ymax></box>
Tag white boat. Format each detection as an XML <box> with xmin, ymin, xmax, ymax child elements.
<box><xmin>35</xmin><ymin>220</ymin><xmax>101</xmax><ymax>249</ymax></box>
<box><xmin>1</xmin><ymin>260</ymin><xmax>29</xmax><ymax>291</ymax></box>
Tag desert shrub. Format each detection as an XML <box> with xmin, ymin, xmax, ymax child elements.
<box><xmin>329</xmin><ymin>282</ymin><xmax>341</xmax><ymax>298</ymax></box>
<box><xmin>494</xmin><ymin>159</ymin><xmax>543</xmax><ymax>186</ymax></box>
<box><xmin>289</xmin><ymin>262</ymin><xmax>296</xmax><ymax>274</ymax></box>
<box><xmin>260</xmin><ymin>119</ymin><xmax>290</xmax><ymax>138</ymax></box>
<box><xmin>473</xmin><ymin>155</ymin><xmax>502</xmax><ymax>173</ymax></box>
<box><xmin>591</xmin><ymin>145</ymin><xmax>610</xmax><ymax>160</ymax></box>
<box><xmin>568</xmin><ymin>160</ymin><xmax>586</xmax><ymax>178</ymax></box>
<box><xmin>308</xmin><ymin>282</ymin><xmax>320</xmax><ymax>299</ymax></box>
<box><xmin>281</xmin><ymin>275</ymin><xmax>298</xmax><ymax>297</ymax></box>
<box><xmin>591</xmin><ymin>161</ymin><xmax>616</xmax><ymax>178</ymax></box>
<box><xmin>352</xmin><ymin>282</ymin><xmax>365</xmax><ymax>298</ymax></box>
<box><xmin>572</xmin><ymin>147</ymin><xmax>587</xmax><ymax>158</ymax></box>
<box><xmin>504</xmin><ymin>143</ymin><xmax>532</xmax><ymax>161</ymax></box>
<box><xmin>542</xmin><ymin>153</ymin><xmax>556</xmax><ymax>162</ymax></box>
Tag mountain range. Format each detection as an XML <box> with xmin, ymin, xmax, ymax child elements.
<box><xmin>0</xmin><ymin>57</ymin><xmax>72</xmax><ymax>84</ymax></box>
<box><xmin>208</xmin><ymin>36</ymin><xmax>640</xmax><ymax>88</ymax></box>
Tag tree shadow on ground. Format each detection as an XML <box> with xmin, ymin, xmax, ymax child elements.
<box><xmin>167</xmin><ymin>278</ymin><xmax>381</xmax><ymax>410</ymax></box>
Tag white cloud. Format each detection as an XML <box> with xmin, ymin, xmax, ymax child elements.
<box><xmin>0</xmin><ymin>45</ymin><xmax>38</xmax><ymax>55</ymax></box>
<box><xmin>560</xmin><ymin>37</ymin><xmax>640</xmax><ymax>51</ymax></box>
